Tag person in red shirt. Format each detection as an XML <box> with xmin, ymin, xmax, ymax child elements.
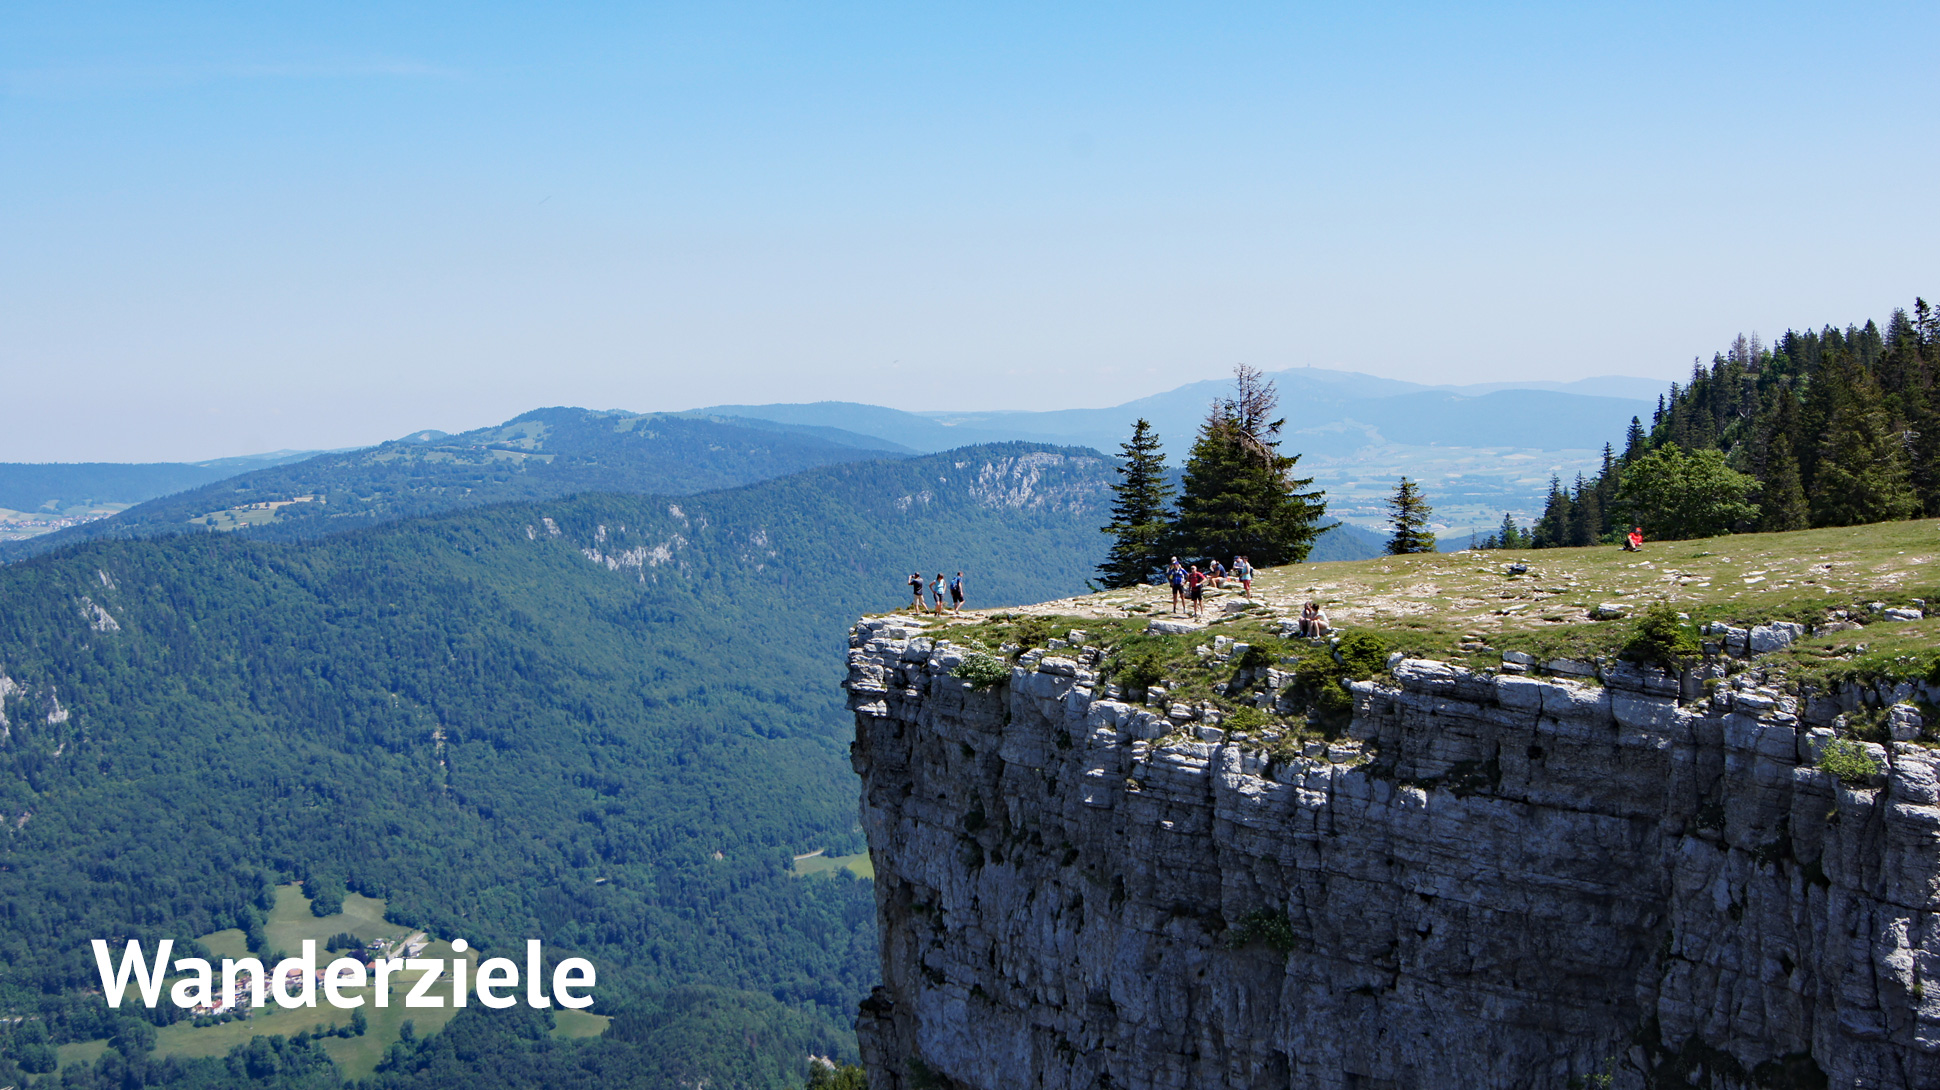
<box><xmin>1187</xmin><ymin>565</ymin><xmax>1206</xmax><ymax>618</ymax></box>
<box><xmin>1624</xmin><ymin>526</ymin><xmax>1644</xmax><ymax>552</ymax></box>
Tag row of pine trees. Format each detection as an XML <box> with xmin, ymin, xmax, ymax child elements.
<box><xmin>1106</xmin><ymin>299</ymin><xmax>1935</xmax><ymax>570</ymax></box>
<box><xmin>1494</xmin><ymin>298</ymin><xmax>1938</xmax><ymax>548</ymax></box>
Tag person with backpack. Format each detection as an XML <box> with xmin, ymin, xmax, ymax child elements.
<box><xmin>908</xmin><ymin>571</ymin><xmax>926</xmax><ymax>612</ymax></box>
<box><xmin>949</xmin><ymin>572</ymin><xmax>966</xmax><ymax>614</ymax></box>
<box><xmin>930</xmin><ymin>573</ymin><xmax>946</xmax><ymax>614</ymax></box>
<box><xmin>1167</xmin><ymin>558</ymin><xmax>1187</xmax><ymax>614</ymax></box>
<box><xmin>1234</xmin><ymin>555</ymin><xmax>1254</xmax><ymax>597</ymax></box>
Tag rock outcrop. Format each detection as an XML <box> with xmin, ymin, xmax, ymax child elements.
<box><xmin>846</xmin><ymin>616</ymin><xmax>1940</xmax><ymax>1089</ymax></box>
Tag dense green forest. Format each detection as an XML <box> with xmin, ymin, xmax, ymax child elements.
<box><xmin>1</xmin><ymin>409</ymin><xmax>912</xmax><ymax>562</ymax></box>
<box><xmin>1502</xmin><ymin>299</ymin><xmax>1939</xmax><ymax>547</ymax></box>
<box><xmin>0</xmin><ymin>443</ymin><xmax>1112</xmax><ymax>1087</ymax></box>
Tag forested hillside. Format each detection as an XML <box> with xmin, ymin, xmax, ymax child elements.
<box><xmin>0</xmin><ymin>443</ymin><xmax>1109</xmax><ymax>1088</ymax></box>
<box><xmin>1514</xmin><ymin>299</ymin><xmax>1939</xmax><ymax>547</ymax></box>
<box><xmin>1</xmin><ymin>409</ymin><xmax>911</xmax><ymax>562</ymax></box>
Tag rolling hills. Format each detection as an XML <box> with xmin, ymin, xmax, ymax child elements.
<box><xmin>0</xmin><ymin>443</ymin><xmax>1114</xmax><ymax>1088</ymax></box>
<box><xmin>0</xmin><ymin>409</ymin><xmax>912</xmax><ymax>563</ymax></box>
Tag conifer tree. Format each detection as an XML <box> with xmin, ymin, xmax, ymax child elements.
<box><xmin>1495</xmin><ymin>512</ymin><xmax>1525</xmax><ymax>550</ymax></box>
<box><xmin>1568</xmin><ymin>473</ymin><xmax>1602</xmax><ymax>546</ymax></box>
<box><xmin>1097</xmin><ymin>418</ymin><xmax>1174</xmax><ymax>588</ymax></box>
<box><xmin>1758</xmin><ymin>433</ymin><xmax>1810</xmax><ymax>532</ymax></box>
<box><xmin>1384</xmin><ymin>478</ymin><xmax>1436</xmax><ymax>555</ymax></box>
<box><xmin>1811</xmin><ymin>357</ymin><xmax>1918</xmax><ymax>526</ymax></box>
<box><xmin>1622</xmin><ymin>417</ymin><xmax>1648</xmax><ymax>463</ymax></box>
<box><xmin>1594</xmin><ymin>444</ymin><xmax>1620</xmax><ymax>539</ymax></box>
<box><xmin>1529</xmin><ymin>476</ymin><xmax>1573</xmax><ymax>548</ymax></box>
<box><xmin>1172</xmin><ymin>366</ymin><xmax>1328</xmax><ymax>566</ymax></box>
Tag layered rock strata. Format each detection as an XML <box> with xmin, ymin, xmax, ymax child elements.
<box><xmin>846</xmin><ymin>616</ymin><xmax>1940</xmax><ymax>1090</ymax></box>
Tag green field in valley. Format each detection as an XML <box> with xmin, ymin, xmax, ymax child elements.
<box><xmin>791</xmin><ymin>851</ymin><xmax>875</xmax><ymax>880</ymax></box>
<box><xmin>51</xmin><ymin>885</ymin><xmax>618</xmax><ymax>1081</ymax></box>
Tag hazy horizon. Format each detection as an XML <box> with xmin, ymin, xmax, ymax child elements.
<box><xmin>5</xmin><ymin>3</ymin><xmax>1935</xmax><ymax>462</ymax></box>
<box><xmin>0</xmin><ymin>362</ymin><xmax>1668</xmax><ymax>467</ymax></box>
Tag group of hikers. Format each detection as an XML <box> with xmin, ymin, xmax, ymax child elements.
<box><xmin>1163</xmin><ymin>555</ymin><xmax>1331</xmax><ymax>636</ymax></box>
<box><xmin>908</xmin><ymin>571</ymin><xmax>967</xmax><ymax>615</ymax></box>
<box><xmin>1164</xmin><ymin>555</ymin><xmax>1255</xmax><ymax>619</ymax></box>
<box><xmin>897</xmin><ymin>523</ymin><xmax>1652</xmax><ymax>630</ymax></box>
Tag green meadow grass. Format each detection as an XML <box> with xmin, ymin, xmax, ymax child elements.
<box><xmin>791</xmin><ymin>851</ymin><xmax>875</xmax><ymax>880</ymax></box>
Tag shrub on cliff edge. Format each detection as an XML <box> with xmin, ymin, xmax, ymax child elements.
<box><xmin>951</xmin><ymin>653</ymin><xmax>1010</xmax><ymax>690</ymax></box>
<box><xmin>1622</xmin><ymin>601</ymin><xmax>1699</xmax><ymax>668</ymax></box>
<box><xmin>1818</xmin><ymin>738</ymin><xmax>1879</xmax><ymax>784</ymax></box>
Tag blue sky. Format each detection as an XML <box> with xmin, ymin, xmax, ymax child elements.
<box><xmin>3</xmin><ymin>2</ymin><xmax>1936</xmax><ymax>461</ymax></box>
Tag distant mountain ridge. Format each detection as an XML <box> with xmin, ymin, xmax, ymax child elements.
<box><xmin>0</xmin><ymin>450</ymin><xmax>324</xmax><ymax>515</ymax></box>
<box><xmin>700</xmin><ymin>366</ymin><xmax>1662</xmax><ymax>539</ymax></box>
<box><xmin>6</xmin><ymin>365</ymin><xmax>1665</xmax><ymax>562</ymax></box>
<box><xmin>0</xmin><ymin>409</ymin><xmax>913</xmax><ymax>561</ymax></box>
<box><xmin>698</xmin><ymin>366</ymin><xmax>1662</xmax><ymax>457</ymax></box>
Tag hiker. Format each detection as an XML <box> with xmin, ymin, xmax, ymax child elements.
<box><xmin>1623</xmin><ymin>526</ymin><xmax>1644</xmax><ymax>552</ymax></box>
<box><xmin>930</xmin><ymin>573</ymin><xmax>946</xmax><ymax>614</ymax></box>
<box><xmin>1187</xmin><ymin>565</ymin><xmax>1206</xmax><ymax>619</ymax></box>
<box><xmin>1207</xmin><ymin>557</ymin><xmax>1226</xmax><ymax>589</ymax></box>
<box><xmin>1234</xmin><ymin>555</ymin><xmax>1255</xmax><ymax>597</ymax></box>
<box><xmin>949</xmin><ymin>571</ymin><xmax>966</xmax><ymax>615</ymax></box>
<box><xmin>1167</xmin><ymin>557</ymin><xmax>1187</xmax><ymax>614</ymax></box>
<box><xmin>909</xmin><ymin>571</ymin><xmax>926</xmax><ymax>611</ymax></box>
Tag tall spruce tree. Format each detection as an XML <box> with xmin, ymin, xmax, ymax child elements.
<box><xmin>1530</xmin><ymin>476</ymin><xmax>1573</xmax><ymax>548</ymax></box>
<box><xmin>1758</xmin><ymin>434</ymin><xmax>1810</xmax><ymax>532</ymax></box>
<box><xmin>1384</xmin><ymin>478</ymin><xmax>1436</xmax><ymax>554</ymax></box>
<box><xmin>1495</xmin><ymin>512</ymin><xmax>1525</xmax><ymax>550</ymax></box>
<box><xmin>1811</xmin><ymin>356</ymin><xmax>1918</xmax><ymax>526</ymax></box>
<box><xmin>1171</xmin><ymin>366</ymin><xmax>1328</xmax><ymax>566</ymax></box>
<box><xmin>1623</xmin><ymin>417</ymin><xmax>1648</xmax><ymax>463</ymax></box>
<box><xmin>1568</xmin><ymin>473</ymin><xmax>1602</xmax><ymax>546</ymax></box>
<box><xmin>1097</xmin><ymin>418</ymin><xmax>1174</xmax><ymax>588</ymax></box>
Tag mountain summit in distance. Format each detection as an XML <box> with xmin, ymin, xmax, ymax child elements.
<box><xmin>0</xmin><ymin>408</ymin><xmax>914</xmax><ymax>561</ymax></box>
<box><xmin>699</xmin><ymin>365</ymin><xmax>1665</xmax><ymax>538</ymax></box>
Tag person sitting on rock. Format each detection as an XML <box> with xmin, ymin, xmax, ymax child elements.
<box><xmin>1299</xmin><ymin>600</ymin><xmax>1330</xmax><ymax>638</ymax></box>
<box><xmin>1623</xmin><ymin>526</ymin><xmax>1644</xmax><ymax>552</ymax></box>
<box><xmin>1207</xmin><ymin>557</ymin><xmax>1226</xmax><ymax>588</ymax></box>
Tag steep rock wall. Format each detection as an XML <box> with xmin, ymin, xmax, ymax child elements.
<box><xmin>846</xmin><ymin>617</ymin><xmax>1940</xmax><ymax>1090</ymax></box>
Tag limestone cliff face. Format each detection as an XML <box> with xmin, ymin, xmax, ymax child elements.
<box><xmin>845</xmin><ymin>616</ymin><xmax>1940</xmax><ymax>1090</ymax></box>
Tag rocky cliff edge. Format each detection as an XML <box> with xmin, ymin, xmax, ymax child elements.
<box><xmin>847</xmin><ymin>614</ymin><xmax>1940</xmax><ymax>1090</ymax></box>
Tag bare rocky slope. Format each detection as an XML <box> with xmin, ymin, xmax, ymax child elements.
<box><xmin>843</xmin><ymin>563</ymin><xmax>1940</xmax><ymax>1088</ymax></box>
